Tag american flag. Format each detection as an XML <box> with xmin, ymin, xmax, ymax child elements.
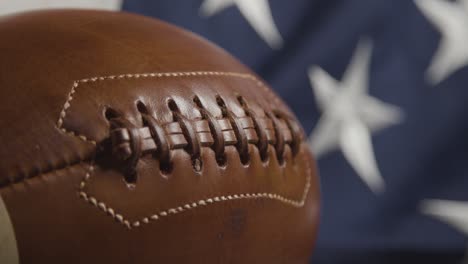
<box><xmin>2</xmin><ymin>0</ymin><xmax>468</xmax><ymax>263</ymax></box>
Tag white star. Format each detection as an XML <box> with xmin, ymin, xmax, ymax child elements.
<box><xmin>415</xmin><ymin>0</ymin><xmax>468</xmax><ymax>84</ymax></box>
<box><xmin>199</xmin><ymin>0</ymin><xmax>283</xmax><ymax>49</ymax></box>
<box><xmin>421</xmin><ymin>199</ymin><xmax>468</xmax><ymax>263</ymax></box>
<box><xmin>308</xmin><ymin>39</ymin><xmax>404</xmax><ymax>193</ymax></box>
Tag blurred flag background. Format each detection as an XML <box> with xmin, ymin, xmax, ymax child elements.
<box><xmin>2</xmin><ymin>0</ymin><xmax>468</xmax><ymax>263</ymax></box>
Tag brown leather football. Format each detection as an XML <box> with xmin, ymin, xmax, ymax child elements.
<box><xmin>0</xmin><ymin>9</ymin><xmax>319</xmax><ymax>264</ymax></box>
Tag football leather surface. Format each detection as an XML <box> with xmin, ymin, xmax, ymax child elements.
<box><xmin>0</xmin><ymin>9</ymin><xmax>320</xmax><ymax>264</ymax></box>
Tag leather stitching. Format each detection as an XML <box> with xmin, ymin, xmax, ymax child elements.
<box><xmin>78</xmin><ymin>146</ymin><xmax>311</xmax><ymax>229</ymax></box>
<box><xmin>109</xmin><ymin>104</ymin><xmax>297</xmax><ymax>179</ymax></box>
<box><xmin>0</xmin><ymin>71</ymin><xmax>283</xmax><ymax>187</ymax></box>
<box><xmin>63</xmin><ymin>71</ymin><xmax>309</xmax><ymax>229</ymax></box>
<box><xmin>1</xmin><ymin>71</ymin><xmax>309</xmax><ymax>228</ymax></box>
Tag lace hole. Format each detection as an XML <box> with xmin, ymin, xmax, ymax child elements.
<box><xmin>104</xmin><ymin>107</ymin><xmax>120</xmax><ymax>121</ymax></box>
<box><xmin>260</xmin><ymin>147</ymin><xmax>270</xmax><ymax>163</ymax></box>
<box><xmin>167</xmin><ymin>98</ymin><xmax>179</xmax><ymax>112</ymax></box>
<box><xmin>240</xmin><ymin>153</ymin><xmax>250</xmax><ymax>166</ymax></box>
<box><xmin>277</xmin><ymin>155</ymin><xmax>285</xmax><ymax>166</ymax></box>
<box><xmin>123</xmin><ymin>172</ymin><xmax>138</xmax><ymax>185</ymax></box>
<box><xmin>136</xmin><ymin>100</ymin><xmax>149</xmax><ymax>114</ymax></box>
<box><xmin>193</xmin><ymin>95</ymin><xmax>203</xmax><ymax>107</ymax></box>
<box><xmin>159</xmin><ymin>161</ymin><xmax>173</xmax><ymax>175</ymax></box>
<box><xmin>215</xmin><ymin>95</ymin><xmax>227</xmax><ymax>109</ymax></box>
<box><xmin>192</xmin><ymin>158</ymin><xmax>203</xmax><ymax>172</ymax></box>
<box><xmin>236</xmin><ymin>95</ymin><xmax>247</xmax><ymax>107</ymax></box>
<box><xmin>216</xmin><ymin>153</ymin><xmax>227</xmax><ymax>168</ymax></box>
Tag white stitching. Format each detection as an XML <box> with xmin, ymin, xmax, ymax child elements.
<box><xmin>56</xmin><ymin>71</ymin><xmax>307</xmax><ymax>229</ymax></box>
